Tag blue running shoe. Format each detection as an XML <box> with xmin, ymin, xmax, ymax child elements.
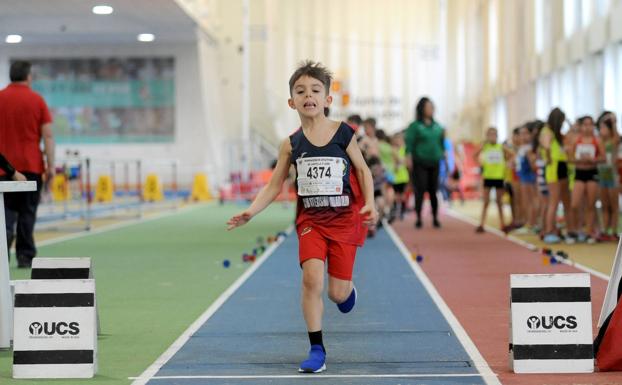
<box><xmin>543</xmin><ymin>234</ymin><xmax>560</xmax><ymax>244</ymax></box>
<box><xmin>337</xmin><ymin>286</ymin><xmax>357</xmax><ymax>313</ymax></box>
<box><xmin>298</xmin><ymin>345</ymin><xmax>326</xmax><ymax>373</ymax></box>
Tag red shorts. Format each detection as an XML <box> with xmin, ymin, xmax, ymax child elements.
<box><xmin>298</xmin><ymin>225</ymin><xmax>357</xmax><ymax>281</ymax></box>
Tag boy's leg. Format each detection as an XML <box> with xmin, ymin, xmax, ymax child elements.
<box><xmin>609</xmin><ymin>188</ymin><xmax>619</xmax><ymax>233</ymax></box>
<box><xmin>326</xmin><ymin>240</ymin><xmax>357</xmax><ymax>313</ymax></box>
<box><xmin>480</xmin><ymin>186</ymin><xmax>491</xmax><ymax>227</ymax></box>
<box><xmin>560</xmin><ymin>179</ymin><xmax>574</xmax><ymax>233</ymax></box>
<box><xmin>545</xmin><ymin>183</ymin><xmax>560</xmax><ymax>234</ymax></box>
<box><xmin>328</xmin><ymin>275</ymin><xmax>354</xmax><ymax>307</ymax></box>
<box><xmin>496</xmin><ymin>187</ymin><xmax>506</xmax><ymax>228</ymax></box>
<box><xmin>298</xmin><ymin>228</ymin><xmax>328</xmax><ymax>374</ymax></box>
<box><xmin>571</xmin><ymin>181</ymin><xmax>585</xmax><ymax>232</ymax></box>
<box><xmin>585</xmin><ymin>181</ymin><xmax>599</xmax><ymax>236</ymax></box>
<box><xmin>298</xmin><ymin>261</ymin><xmax>327</xmax><ymax>375</ymax></box>
<box><xmin>301</xmin><ymin>259</ymin><xmax>325</xmax><ymax>333</ymax></box>
<box><xmin>601</xmin><ymin>187</ymin><xmax>611</xmax><ymax>233</ymax></box>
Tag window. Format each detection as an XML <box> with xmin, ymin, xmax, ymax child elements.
<box><xmin>536</xmin><ymin>75</ymin><xmax>551</xmax><ymax>119</ymax></box>
<box><xmin>603</xmin><ymin>46</ymin><xmax>618</xmax><ymax>112</ymax></box>
<box><xmin>564</xmin><ymin>0</ymin><xmax>578</xmax><ymax>38</ymax></box>
<box><xmin>535</xmin><ymin>0</ymin><xmax>545</xmax><ymax>52</ymax></box>
<box><xmin>574</xmin><ymin>56</ymin><xmax>602</xmax><ymax>118</ymax></box>
<box><xmin>551</xmin><ymin>71</ymin><xmax>562</xmax><ymax>108</ymax></box>
<box><xmin>562</xmin><ymin>66</ymin><xmax>575</xmax><ymax>120</ymax></box>
<box><xmin>493</xmin><ymin>97</ymin><xmax>508</xmax><ymax>142</ymax></box>
<box><xmin>488</xmin><ymin>0</ymin><xmax>498</xmax><ymax>82</ymax></box>
<box><xmin>573</xmin><ymin>61</ymin><xmax>584</xmax><ymax>120</ymax></box>
<box><xmin>596</xmin><ymin>0</ymin><xmax>611</xmax><ymax>16</ymax></box>
<box><xmin>582</xmin><ymin>0</ymin><xmax>593</xmax><ymax>28</ymax></box>
<box><xmin>457</xmin><ymin>21</ymin><xmax>466</xmax><ymax>100</ymax></box>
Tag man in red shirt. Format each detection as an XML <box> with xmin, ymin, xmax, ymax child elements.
<box><xmin>0</xmin><ymin>61</ymin><xmax>55</xmax><ymax>268</ymax></box>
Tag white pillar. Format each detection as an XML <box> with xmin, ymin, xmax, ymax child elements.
<box><xmin>0</xmin><ymin>181</ymin><xmax>37</xmax><ymax>348</ymax></box>
<box><xmin>241</xmin><ymin>0</ymin><xmax>251</xmax><ymax>180</ymax></box>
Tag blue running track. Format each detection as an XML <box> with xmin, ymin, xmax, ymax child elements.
<box><xmin>140</xmin><ymin>228</ymin><xmax>490</xmax><ymax>385</ymax></box>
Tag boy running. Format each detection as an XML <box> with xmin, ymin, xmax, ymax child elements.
<box><xmin>227</xmin><ymin>61</ymin><xmax>377</xmax><ymax>374</ymax></box>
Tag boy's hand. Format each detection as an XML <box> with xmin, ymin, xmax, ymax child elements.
<box><xmin>227</xmin><ymin>211</ymin><xmax>253</xmax><ymax>230</ymax></box>
<box><xmin>360</xmin><ymin>204</ymin><xmax>378</xmax><ymax>226</ymax></box>
<box><xmin>11</xmin><ymin>171</ymin><xmax>27</xmax><ymax>182</ymax></box>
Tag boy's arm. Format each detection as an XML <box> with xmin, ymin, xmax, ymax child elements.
<box><xmin>346</xmin><ymin>136</ymin><xmax>378</xmax><ymax>226</ymax></box>
<box><xmin>567</xmin><ymin>139</ymin><xmax>578</xmax><ymax>164</ymax></box>
<box><xmin>503</xmin><ymin>146</ymin><xmax>514</xmax><ymax>160</ymax></box>
<box><xmin>227</xmin><ymin>138</ymin><xmax>292</xmax><ymax>230</ymax></box>
<box><xmin>473</xmin><ymin>145</ymin><xmax>483</xmax><ymax>165</ymax></box>
<box><xmin>539</xmin><ymin>131</ymin><xmax>553</xmax><ymax>165</ymax></box>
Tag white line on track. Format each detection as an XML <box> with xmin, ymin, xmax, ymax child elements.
<box><xmin>445</xmin><ymin>208</ymin><xmax>610</xmax><ymax>281</ymax></box>
<box><xmin>130</xmin><ymin>225</ymin><xmax>294</xmax><ymax>385</ymax></box>
<box><xmin>384</xmin><ymin>223</ymin><xmax>502</xmax><ymax>385</ymax></box>
<box><xmin>130</xmin><ymin>373</ymin><xmax>494</xmax><ymax>380</ymax></box>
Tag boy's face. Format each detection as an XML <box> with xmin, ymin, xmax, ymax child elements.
<box><xmin>486</xmin><ymin>129</ymin><xmax>497</xmax><ymax>143</ymax></box>
<box><xmin>288</xmin><ymin>75</ymin><xmax>332</xmax><ymax>118</ymax></box>
<box><xmin>580</xmin><ymin>118</ymin><xmax>594</xmax><ymax>135</ymax></box>
<box><xmin>392</xmin><ymin>133</ymin><xmax>404</xmax><ymax>146</ymax></box>
<box><xmin>519</xmin><ymin>128</ymin><xmax>531</xmax><ymax>144</ymax></box>
<box><xmin>363</xmin><ymin>123</ymin><xmax>375</xmax><ymax>137</ymax></box>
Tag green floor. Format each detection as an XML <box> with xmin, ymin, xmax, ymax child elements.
<box><xmin>1</xmin><ymin>203</ymin><xmax>294</xmax><ymax>384</ymax></box>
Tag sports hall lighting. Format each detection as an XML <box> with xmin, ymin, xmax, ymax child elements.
<box><xmin>92</xmin><ymin>5</ymin><xmax>114</xmax><ymax>15</ymax></box>
<box><xmin>137</xmin><ymin>33</ymin><xmax>155</xmax><ymax>42</ymax></box>
<box><xmin>5</xmin><ymin>35</ymin><xmax>22</xmax><ymax>44</ymax></box>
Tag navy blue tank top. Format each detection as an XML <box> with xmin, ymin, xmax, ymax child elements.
<box><xmin>290</xmin><ymin>122</ymin><xmax>355</xmax><ymax>210</ymax></box>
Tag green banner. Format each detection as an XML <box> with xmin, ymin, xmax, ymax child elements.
<box><xmin>33</xmin><ymin>80</ymin><xmax>174</xmax><ymax>108</ymax></box>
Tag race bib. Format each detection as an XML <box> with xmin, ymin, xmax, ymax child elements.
<box><xmin>485</xmin><ymin>150</ymin><xmax>503</xmax><ymax>164</ymax></box>
<box><xmin>575</xmin><ymin>143</ymin><xmax>596</xmax><ymax>160</ymax></box>
<box><xmin>296</xmin><ymin>156</ymin><xmax>347</xmax><ymax>196</ymax></box>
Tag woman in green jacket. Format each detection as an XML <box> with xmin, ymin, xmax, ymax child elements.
<box><xmin>405</xmin><ymin>97</ymin><xmax>446</xmax><ymax>228</ymax></box>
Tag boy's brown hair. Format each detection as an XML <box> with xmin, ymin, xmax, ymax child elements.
<box><xmin>288</xmin><ymin>60</ymin><xmax>332</xmax><ymax>96</ymax></box>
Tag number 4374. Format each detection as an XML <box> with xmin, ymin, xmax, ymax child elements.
<box><xmin>307</xmin><ymin>166</ymin><xmax>332</xmax><ymax>179</ymax></box>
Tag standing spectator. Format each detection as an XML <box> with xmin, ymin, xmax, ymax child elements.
<box><xmin>439</xmin><ymin>137</ymin><xmax>455</xmax><ymax>204</ymax></box>
<box><xmin>598</xmin><ymin>111</ymin><xmax>619</xmax><ymax>240</ymax></box>
<box><xmin>405</xmin><ymin>97</ymin><xmax>446</xmax><ymax>228</ymax></box>
<box><xmin>0</xmin><ymin>61</ymin><xmax>55</xmax><ymax>268</ymax></box>
<box><xmin>539</xmin><ymin>108</ymin><xmax>572</xmax><ymax>244</ymax></box>
<box><xmin>358</xmin><ymin>118</ymin><xmax>380</xmax><ymax>159</ymax></box>
<box><xmin>391</xmin><ymin>132</ymin><xmax>410</xmax><ymax>219</ymax></box>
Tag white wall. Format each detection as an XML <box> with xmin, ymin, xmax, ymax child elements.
<box><xmin>260</xmin><ymin>0</ymin><xmax>444</xmax><ymax>137</ymax></box>
<box><xmin>445</xmin><ymin>0</ymin><xmax>622</xmax><ymax>142</ymax></box>
<box><xmin>0</xmin><ymin>38</ymin><xmax>226</xmax><ymax>188</ymax></box>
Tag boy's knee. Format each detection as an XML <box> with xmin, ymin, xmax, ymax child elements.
<box><xmin>302</xmin><ymin>271</ymin><xmax>323</xmax><ymax>293</ymax></box>
<box><xmin>327</xmin><ymin>285</ymin><xmax>349</xmax><ymax>304</ymax></box>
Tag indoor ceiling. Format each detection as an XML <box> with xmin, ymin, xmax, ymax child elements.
<box><xmin>0</xmin><ymin>0</ymin><xmax>198</xmax><ymax>45</ymax></box>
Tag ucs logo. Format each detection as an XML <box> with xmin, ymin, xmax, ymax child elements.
<box><xmin>526</xmin><ymin>315</ymin><xmax>577</xmax><ymax>330</ymax></box>
<box><xmin>28</xmin><ymin>321</ymin><xmax>80</xmax><ymax>336</ymax></box>
<box><xmin>29</xmin><ymin>322</ymin><xmax>43</xmax><ymax>335</ymax></box>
